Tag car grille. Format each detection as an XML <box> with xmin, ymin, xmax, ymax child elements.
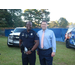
<box><xmin>13</xmin><ymin>35</ymin><xmax>19</xmax><ymax>41</ymax></box>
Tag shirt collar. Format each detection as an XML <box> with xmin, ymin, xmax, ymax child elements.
<box><xmin>26</xmin><ymin>29</ymin><xmax>32</xmax><ymax>33</ymax></box>
<box><xmin>42</xmin><ymin>28</ymin><xmax>48</xmax><ymax>32</ymax></box>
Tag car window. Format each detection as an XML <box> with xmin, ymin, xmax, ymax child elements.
<box><xmin>14</xmin><ymin>28</ymin><xmax>25</xmax><ymax>33</ymax></box>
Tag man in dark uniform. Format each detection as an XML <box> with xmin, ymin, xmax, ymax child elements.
<box><xmin>19</xmin><ymin>21</ymin><xmax>39</xmax><ymax>65</ymax></box>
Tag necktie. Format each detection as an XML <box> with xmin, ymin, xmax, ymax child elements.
<box><xmin>41</xmin><ymin>31</ymin><xmax>45</xmax><ymax>48</ymax></box>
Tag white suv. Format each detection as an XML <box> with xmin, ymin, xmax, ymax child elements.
<box><xmin>7</xmin><ymin>27</ymin><xmax>26</xmax><ymax>47</ymax></box>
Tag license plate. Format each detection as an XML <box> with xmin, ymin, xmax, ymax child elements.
<box><xmin>13</xmin><ymin>41</ymin><xmax>19</xmax><ymax>43</ymax></box>
<box><xmin>8</xmin><ymin>39</ymin><xmax>13</xmax><ymax>43</ymax></box>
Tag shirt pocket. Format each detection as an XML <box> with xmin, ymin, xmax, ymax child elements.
<box><xmin>29</xmin><ymin>35</ymin><xmax>34</xmax><ymax>42</ymax></box>
<box><xmin>29</xmin><ymin>34</ymin><xmax>34</xmax><ymax>40</ymax></box>
<box><xmin>22</xmin><ymin>33</ymin><xmax>27</xmax><ymax>40</ymax></box>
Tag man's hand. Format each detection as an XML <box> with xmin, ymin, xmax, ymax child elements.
<box><xmin>37</xmin><ymin>51</ymin><xmax>39</xmax><ymax>55</ymax></box>
<box><xmin>26</xmin><ymin>50</ymin><xmax>32</xmax><ymax>55</ymax></box>
<box><xmin>51</xmin><ymin>52</ymin><xmax>55</xmax><ymax>57</ymax></box>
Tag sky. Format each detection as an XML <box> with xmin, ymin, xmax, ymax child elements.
<box><xmin>22</xmin><ymin>7</ymin><xmax>75</xmax><ymax>23</ymax></box>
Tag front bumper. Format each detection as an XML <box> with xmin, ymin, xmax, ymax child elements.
<box><xmin>67</xmin><ymin>39</ymin><xmax>75</xmax><ymax>48</ymax></box>
<box><xmin>7</xmin><ymin>39</ymin><xmax>19</xmax><ymax>46</ymax></box>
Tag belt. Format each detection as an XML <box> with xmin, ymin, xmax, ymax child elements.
<box><xmin>38</xmin><ymin>48</ymin><xmax>52</xmax><ymax>50</ymax></box>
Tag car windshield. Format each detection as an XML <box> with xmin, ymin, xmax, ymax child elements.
<box><xmin>67</xmin><ymin>28</ymin><xmax>74</xmax><ymax>33</ymax></box>
<box><xmin>72</xmin><ymin>28</ymin><xmax>75</xmax><ymax>32</ymax></box>
<box><xmin>14</xmin><ymin>28</ymin><xmax>25</xmax><ymax>33</ymax></box>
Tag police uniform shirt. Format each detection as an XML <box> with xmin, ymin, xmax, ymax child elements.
<box><xmin>19</xmin><ymin>29</ymin><xmax>39</xmax><ymax>48</ymax></box>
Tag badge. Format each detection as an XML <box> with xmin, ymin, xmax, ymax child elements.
<box><xmin>22</xmin><ymin>33</ymin><xmax>24</xmax><ymax>36</ymax></box>
<box><xmin>31</xmin><ymin>33</ymin><xmax>33</xmax><ymax>36</ymax></box>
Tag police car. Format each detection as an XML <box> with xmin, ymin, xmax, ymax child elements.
<box><xmin>7</xmin><ymin>27</ymin><xmax>26</xmax><ymax>47</ymax></box>
<box><xmin>65</xmin><ymin>25</ymin><xmax>75</xmax><ymax>48</ymax></box>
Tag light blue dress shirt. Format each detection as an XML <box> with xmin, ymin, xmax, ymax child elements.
<box><xmin>37</xmin><ymin>28</ymin><xmax>56</xmax><ymax>52</ymax></box>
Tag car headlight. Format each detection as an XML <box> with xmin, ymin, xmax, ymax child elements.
<box><xmin>8</xmin><ymin>35</ymin><xmax>14</xmax><ymax>40</ymax></box>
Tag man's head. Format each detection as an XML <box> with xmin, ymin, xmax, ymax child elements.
<box><xmin>41</xmin><ymin>20</ymin><xmax>48</xmax><ymax>30</ymax></box>
<box><xmin>26</xmin><ymin>21</ymin><xmax>32</xmax><ymax>31</ymax></box>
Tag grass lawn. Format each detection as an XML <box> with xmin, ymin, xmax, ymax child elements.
<box><xmin>0</xmin><ymin>36</ymin><xmax>75</xmax><ymax>65</ymax></box>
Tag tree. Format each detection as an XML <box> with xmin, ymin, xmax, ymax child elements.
<box><xmin>7</xmin><ymin>9</ymin><xmax>23</xmax><ymax>27</ymax></box>
<box><xmin>48</xmin><ymin>21</ymin><xmax>58</xmax><ymax>28</ymax></box>
<box><xmin>0</xmin><ymin>9</ymin><xmax>23</xmax><ymax>28</ymax></box>
<box><xmin>23</xmin><ymin>9</ymin><xmax>50</xmax><ymax>28</ymax></box>
<box><xmin>0</xmin><ymin>9</ymin><xmax>11</xmax><ymax>27</ymax></box>
<box><xmin>41</xmin><ymin>9</ymin><xmax>50</xmax><ymax>22</ymax></box>
<box><xmin>58</xmin><ymin>17</ymin><xmax>68</xmax><ymax>28</ymax></box>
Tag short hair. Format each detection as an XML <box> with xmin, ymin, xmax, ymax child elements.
<box><xmin>26</xmin><ymin>21</ymin><xmax>32</xmax><ymax>25</ymax></box>
<box><xmin>41</xmin><ymin>20</ymin><xmax>47</xmax><ymax>24</ymax></box>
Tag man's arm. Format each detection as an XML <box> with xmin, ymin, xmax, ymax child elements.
<box><xmin>31</xmin><ymin>40</ymin><xmax>39</xmax><ymax>51</ymax></box>
<box><xmin>32</xmin><ymin>31</ymin><xmax>39</xmax><ymax>51</ymax></box>
<box><xmin>51</xmin><ymin>31</ymin><xmax>56</xmax><ymax>57</ymax></box>
<box><xmin>19</xmin><ymin>39</ymin><xmax>23</xmax><ymax>53</ymax></box>
<box><xmin>26</xmin><ymin>40</ymin><xmax>39</xmax><ymax>55</ymax></box>
<box><xmin>19</xmin><ymin>32</ymin><xmax>22</xmax><ymax>47</ymax></box>
<box><xmin>19</xmin><ymin>39</ymin><xmax>22</xmax><ymax>47</ymax></box>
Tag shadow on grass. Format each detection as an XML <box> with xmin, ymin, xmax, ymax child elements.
<box><xmin>7</xmin><ymin>46</ymin><xmax>20</xmax><ymax>50</ymax></box>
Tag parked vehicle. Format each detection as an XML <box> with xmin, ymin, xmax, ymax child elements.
<box><xmin>65</xmin><ymin>27</ymin><xmax>75</xmax><ymax>48</ymax></box>
<box><xmin>7</xmin><ymin>27</ymin><xmax>26</xmax><ymax>47</ymax></box>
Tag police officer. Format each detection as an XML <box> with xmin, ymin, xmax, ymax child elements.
<box><xmin>19</xmin><ymin>21</ymin><xmax>39</xmax><ymax>65</ymax></box>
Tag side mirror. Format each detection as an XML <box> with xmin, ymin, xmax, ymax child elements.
<box><xmin>11</xmin><ymin>31</ymin><xmax>14</xmax><ymax>33</ymax></box>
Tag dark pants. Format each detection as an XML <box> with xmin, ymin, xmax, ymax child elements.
<box><xmin>22</xmin><ymin>50</ymin><xmax>36</xmax><ymax>65</ymax></box>
<box><xmin>38</xmin><ymin>48</ymin><xmax>53</xmax><ymax>65</ymax></box>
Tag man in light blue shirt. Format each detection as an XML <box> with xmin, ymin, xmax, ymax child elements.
<box><xmin>37</xmin><ymin>20</ymin><xmax>56</xmax><ymax>65</ymax></box>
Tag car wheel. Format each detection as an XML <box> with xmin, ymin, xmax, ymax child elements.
<box><xmin>66</xmin><ymin>40</ymin><xmax>70</xmax><ymax>48</ymax></box>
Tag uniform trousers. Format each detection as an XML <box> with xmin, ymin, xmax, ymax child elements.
<box><xmin>38</xmin><ymin>48</ymin><xmax>53</xmax><ymax>65</ymax></box>
<box><xmin>22</xmin><ymin>50</ymin><xmax>36</xmax><ymax>65</ymax></box>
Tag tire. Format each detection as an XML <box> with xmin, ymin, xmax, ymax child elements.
<box><xmin>66</xmin><ymin>40</ymin><xmax>70</xmax><ymax>48</ymax></box>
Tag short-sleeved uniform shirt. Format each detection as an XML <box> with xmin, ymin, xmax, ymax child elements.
<box><xmin>19</xmin><ymin>29</ymin><xmax>39</xmax><ymax>48</ymax></box>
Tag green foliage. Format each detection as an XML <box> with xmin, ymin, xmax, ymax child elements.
<box><xmin>58</xmin><ymin>17</ymin><xmax>68</xmax><ymax>28</ymax></box>
<box><xmin>50</xmin><ymin>17</ymin><xmax>69</xmax><ymax>28</ymax></box>
<box><xmin>1</xmin><ymin>9</ymin><xmax>75</xmax><ymax>28</ymax></box>
<box><xmin>48</xmin><ymin>21</ymin><xmax>58</xmax><ymax>28</ymax></box>
<box><xmin>0</xmin><ymin>9</ymin><xmax>9</xmax><ymax>27</ymax></box>
<box><xmin>23</xmin><ymin>9</ymin><xmax>50</xmax><ymax>27</ymax></box>
<box><xmin>0</xmin><ymin>9</ymin><xmax>24</xmax><ymax>28</ymax></box>
<box><xmin>7</xmin><ymin>9</ymin><xmax>23</xmax><ymax>27</ymax></box>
